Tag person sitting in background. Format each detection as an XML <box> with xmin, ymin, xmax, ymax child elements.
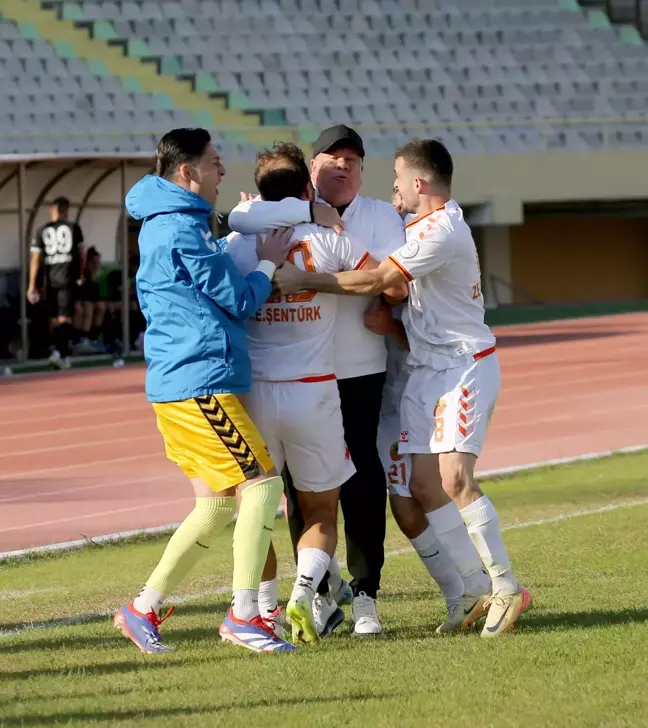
<box><xmin>73</xmin><ymin>246</ymin><xmax>106</xmax><ymax>353</ymax></box>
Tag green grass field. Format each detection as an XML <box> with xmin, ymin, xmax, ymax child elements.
<box><xmin>2</xmin><ymin>452</ymin><xmax>648</xmax><ymax>728</ymax></box>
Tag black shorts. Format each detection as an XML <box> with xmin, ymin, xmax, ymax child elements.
<box><xmin>46</xmin><ymin>286</ymin><xmax>76</xmax><ymax>320</ymax></box>
<box><xmin>77</xmin><ymin>280</ymin><xmax>100</xmax><ymax>304</ymax></box>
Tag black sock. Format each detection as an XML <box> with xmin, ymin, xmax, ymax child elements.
<box><xmin>55</xmin><ymin>323</ymin><xmax>73</xmax><ymax>357</ymax></box>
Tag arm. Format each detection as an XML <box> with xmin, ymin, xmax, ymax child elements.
<box><xmin>179</xmin><ymin>244</ymin><xmax>272</xmax><ymax>321</ymax></box>
<box><xmin>228</xmin><ymin>198</ymin><xmax>310</xmax><ymax>235</ymax></box>
<box><xmin>28</xmin><ymin>251</ymin><xmax>41</xmax><ymax>297</ymax></box>
<box><xmin>276</xmin><ymin>256</ymin><xmax>408</xmax><ymax>299</ymax></box>
<box><xmin>229</xmin><ymin>198</ymin><xmax>344</xmax><ymax>235</ymax></box>
<box><xmin>75</xmin><ymin>224</ymin><xmax>86</xmax><ymax>281</ymax></box>
<box><xmin>364</xmin><ymin>303</ymin><xmax>410</xmax><ymax>350</ymax></box>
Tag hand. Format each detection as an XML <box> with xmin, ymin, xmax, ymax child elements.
<box><xmin>27</xmin><ymin>287</ymin><xmax>40</xmax><ymax>305</ymax></box>
<box><xmin>240</xmin><ymin>191</ymin><xmax>259</xmax><ymax>202</ymax></box>
<box><xmin>256</xmin><ymin>226</ymin><xmax>295</xmax><ymax>267</ymax></box>
<box><xmin>312</xmin><ymin>203</ymin><xmax>344</xmax><ymax>235</ymax></box>
<box><xmin>274</xmin><ymin>261</ymin><xmax>307</xmax><ymax>296</ymax></box>
<box><xmin>364</xmin><ymin>300</ymin><xmax>397</xmax><ymax>336</ymax></box>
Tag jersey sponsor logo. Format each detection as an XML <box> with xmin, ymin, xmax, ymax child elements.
<box><xmin>399</xmin><ymin>429</ymin><xmax>408</xmax><ymax>443</ymax></box>
<box><xmin>400</xmin><ymin>239</ymin><xmax>420</xmax><ymax>259</ymax></box>
<box><xmin>253</xmin><ymin>305</ymin><xmax>321</xmax><ymax>325</ymax></box>
<box><xmin>389</xmin><ymin>441</ymin><xmax>403</xmax><ymax>462</ymax></box>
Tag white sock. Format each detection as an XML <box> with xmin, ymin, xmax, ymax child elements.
<box><xmin>259</xmin><ymin>578</ymin><xmax>278</xmax><ymax>616</ymax></box>
<box><xmin>410</xmin><ymin>525</ymin><xmax>464</xmax><ymax>607</ymax></box>
<box><xmin>133</xmin><ymin>586</ymin><xmax>165</xmax><ymax>615</ymax></box>
<box><xmin>426</xmin><ymin>502</ymin><xmax>491</xmax><ymax>596</ymax></box>
<box><xmin>232</xmin><ymin>589</ymin><xmax>259</xmax><ymax>621</ymax></box>
<box><xmin>327</xmin><ymin>554</ymin><xmax>343</xmax><ymax>594</ymax></box>
<box><xmin>291</xmin><ymin>547</ymin><xmax>331</xmax><ymax>605</ymax></box>
<box><xmin>461</xmin><ymin>496</ymin><xmax>518</xmax><ymax>596</ymax></box>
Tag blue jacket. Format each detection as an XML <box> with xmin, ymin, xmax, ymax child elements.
<box><xmin>126</xmin><ymin>175</ymin><xmax>271</xmax><ymax>402</ymax></box>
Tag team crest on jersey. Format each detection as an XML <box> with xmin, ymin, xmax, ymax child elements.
<box><xmin>400</xmin><ymin>239</ymin><xmax>419</xmax><ymax>259</ymax></box>
<box><xmin>434</xmin><ymin>398</ymin><xmax>447</xmax><ymax>417</ymax></box>
<box><xmin>399</xmin><ymin>430</ymin><xmax>408</xmax><ymax>443</ymax></box>
<box><xmin>390</xmin><ymin>441</ymin><xmax>403</xmax><ymax>462</ymax></box>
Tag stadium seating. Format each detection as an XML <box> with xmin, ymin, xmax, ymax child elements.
<box><xmin>0</xmin><ymin>0</ymin><xmax>647</xmax><ymax>157</ymax></box>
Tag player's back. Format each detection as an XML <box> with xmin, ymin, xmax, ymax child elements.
<box><xmin>33</xmin><ymin>219</ymin><xmax>83</xmax><ymax>288</ymax></box>
<box><xmin>227</xmin><ymin>223</ymin><xmax>366</xmax><ymax>381</ymax></box>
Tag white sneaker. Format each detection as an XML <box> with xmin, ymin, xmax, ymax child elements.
<box><xmin>435</xmin><ymin>592</ymin><xmax>490</xmax><ymax>635</ymax></box>
<box><xmin>352</xmin><ymin>592</ymin><xmax>382</xmax><ymax>636</ymax></box>
<box><xmin>481</xmin><ymin>588</ymin><xmax>532</xmax><ymax>639</ymax></box>
<box><xmin>313</xmin><ymin>594</ymin><xmax>344</xmax><ymax>637</ymax></box>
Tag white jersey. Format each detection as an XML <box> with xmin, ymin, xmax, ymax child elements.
<box><xmin>389</xmin><ymin>199</ymin><xmax>496</xmax><ymax>371</ymax></box>
<box><xmin>226</xmin><ymin>223</ymin><xmax>367</xmax><ymax>381</ymax></box>
<box><xmin>228</xmin><ymin>194</ymin><xmax>405</xmax><ymax>379</ymax></box>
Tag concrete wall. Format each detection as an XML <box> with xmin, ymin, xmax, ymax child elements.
<box><xmin>509</xmin><ymin>217</ymin><xmax>648</xmax><ymax>302</ymax></box>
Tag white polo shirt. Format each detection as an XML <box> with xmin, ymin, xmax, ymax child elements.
<box><xmin>228</xmin><ymin>194</ymin><xmax>405</xmax><ymax>379</ymax></box>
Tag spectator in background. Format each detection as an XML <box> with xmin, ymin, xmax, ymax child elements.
<box><xmin>27</xmin><ymin>196</ymin><xmax>85</xmax><ymax>369</ymax></box>
<box><xmin>101</xmin><ymin>254</ymin><xmax>145</xmax><ymax>359</ymax></box>
<box><xmin>73</xmin><ymin>246</ymin><xmax>106</xmax><ymax>353</ymax></box>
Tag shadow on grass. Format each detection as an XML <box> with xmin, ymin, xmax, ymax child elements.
<box><xmin>0</xmin><ymin>689</ymin><xmax>402</xmax><ymax>726</ymax></box>
<box><xmin>520</xmin><ymin>607</ymin><xmax>648</xmax><ymax>632</ymax></box>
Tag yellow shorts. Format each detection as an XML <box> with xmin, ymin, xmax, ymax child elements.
<box><xmin>152</xmin><ymin>394</ymin><xmax>274</xmax><ymax>491</ymax></box>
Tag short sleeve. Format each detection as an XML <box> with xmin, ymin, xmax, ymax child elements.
<box><xmin>389</xmin><ymin>225</ymin><xmax>454</xmax><ymax>281</ymax></box>
<box><xmin>330</xmin><ymin>232</ymin><xmax>369</xmax><ymax>272</ymax></box>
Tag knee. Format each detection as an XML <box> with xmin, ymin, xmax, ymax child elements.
<box><xmin>441</xmin><ymin>463</ymin><xmax>474</xmax><ymax>502</ymax></box>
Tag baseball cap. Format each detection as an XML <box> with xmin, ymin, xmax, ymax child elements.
<box><xmin>312</xmin><ymin>125</ymin><xmax>365</xmax><ymax>158</ymax></box>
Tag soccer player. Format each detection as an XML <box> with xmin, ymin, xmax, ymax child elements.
<box><xmin>28</xmin><ymin>196</ymin><xmax>85</xmax><ymax>369</ymax></box>
<box><xmin>275</xmin><ymin>140</ymin><xmax>532</xmax><ymax>638</ymax></box>
<box><xmin>228</xmin><ymin>125</ymin><xmax>406</xmax><ymax>635</ymax></box>
<box><xmin>113</xmin><ymin>128</ymin><xmax>296</xmax><ymax>654</ymax></box>
<box><xmin>368</xmin><ymin>190</ymin><xmax>465</xmax><ymax>627</ymax></box>
<box><xmin>227</xmin><ymin>143</ymin><xmax>406</xmax><ymax>642</ymax></box>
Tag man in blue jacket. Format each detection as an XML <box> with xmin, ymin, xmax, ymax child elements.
<box><xmin>114</xmin><ymin>128</ymin><xmax>296</xmax><ymax>655</ymax></box>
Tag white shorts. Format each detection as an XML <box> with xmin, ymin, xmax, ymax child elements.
<box><xmin>245</xmin><ymin>378</ymin><xmax>355</xmax><ymax>493</ymax></box>
<box><xmin>377</xmin><ymin>392</ymin><xmax>412</xmax><ymax>499</ymax></box>
<box><xmin>399</xmin><ymin>353</ymin><xmax>501</xmax><ymax>457</ymax></box>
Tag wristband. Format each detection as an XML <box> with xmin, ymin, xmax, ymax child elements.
<box><xmin>255</xmin><ymin>260</ymin><xmax>277</xmax><ymax>280</ymax></box>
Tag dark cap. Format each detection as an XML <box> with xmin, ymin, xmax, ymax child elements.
<box><xmin>312</xmin><ymin>125</ymin><xmax>365</xmax><ymax>158</ymax></box>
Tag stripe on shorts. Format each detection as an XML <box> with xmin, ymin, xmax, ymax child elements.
<box><xmin>194</xmin><ymin>395</ymin><xmax>260</xmax><ymax>480</ymax></box>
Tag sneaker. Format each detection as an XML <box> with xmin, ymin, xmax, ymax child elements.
<box><xmin>352</xmin><ymin>592</ymin><xmax>382</xmax><ymax>636</ymax></box>
<box><xmin>264</xmin><ymin>605</ymin><xmax>288</xmax><ymax>640</ymax></box>
<box><xmin>286</xmin><ymin>595</ymin><xmax>319</xmax><ymax>644</ymax></box>
<box><xmin>113</xmin><ymin>357</ymin><xmax>125</xmax><ymax>369</ymax></box>
<box><xmin>113</xmin><ymin>602</ymin><xmax>175</xmax><ymax>654</ymax></box>
<box><xmin>481</xmin><ymin>587</ymin><xmax>533</xmax><ymax>639</ymax></box>
<box><xmin>332</xmin><ymin>578</ymin><xmax>354</xmax><ymax>607</ymax></box>
<box><xmin>435</xmin><ymin>593</ymin><xmax>490</xmax><ymax>635</ymax></box>
<box><xmin>219</xmin><ymin>609</ymin><xmax>297</xmax><ymax>653</ymax></box>
<box><xmin>313</xmin><ymin>594</ymin><xmax>344</xmax><ymax>637</ymax></box>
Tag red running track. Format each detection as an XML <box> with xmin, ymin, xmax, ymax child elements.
<box><xmin>1</xmin><ymin>313</ymin><xmax>647</xmax><ymax>553</ymax></box>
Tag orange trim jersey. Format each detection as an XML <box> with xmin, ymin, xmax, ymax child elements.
<box><xmin>388</xmin><ymin>200</ymin><xmax>496</xmax><ymax>370</ymax></box>
<box><xmin>226</xmin><ymin>223</ymin><xmax>369</xmax><ymax>382</ymax></box>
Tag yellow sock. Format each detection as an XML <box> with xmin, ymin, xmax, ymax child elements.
<box><xmin>144</xmin><ymin>496</ymin><xmax>236</xmax><ymax>598</ymax></box>
<box><xmin>232</xmin><ymin>476</ymin><xmax>283</xmax><ymax>593</ymax></box>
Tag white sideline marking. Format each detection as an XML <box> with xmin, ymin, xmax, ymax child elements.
<box><xmin>1</xmin><ymin>445</ymin><xmax>646</xmax><ymax>561</ymax></box>
<box><xmin>0</xmin><ymin>587</ymin><xmax>65</xmax><ymax>601</ymax></box>
<box><xmin>2</xmin><ymin>496</ymin><xmax>648</xmax><ymax>639</ymax></box>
